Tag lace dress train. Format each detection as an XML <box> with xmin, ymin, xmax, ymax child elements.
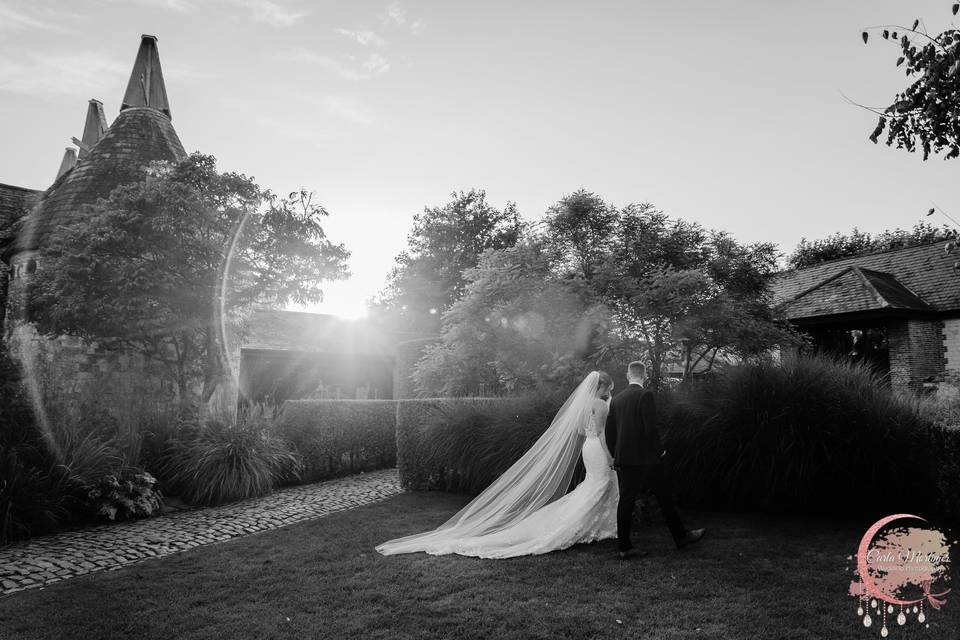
<box><xmin>427</xmin><ymin>433</ymin><xmax>618</xmax><ymax>559</ymax></box>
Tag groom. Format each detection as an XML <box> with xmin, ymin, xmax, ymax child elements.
<box><xmin>605</xmin><ymin>361</ymin><xmax>705</xmax><ymax>559</ymax></box>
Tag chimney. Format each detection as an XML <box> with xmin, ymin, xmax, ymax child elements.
<box><xmin>56</xmin><ymin>147</ymin><xmax>77</xmax><ymax>180</ymax></box>
<box><xmin>78</xmin><ymin>99</ymin><xmax>107</xmax><ymax>160</ymax></box>
<box><xmin>120</xmin><ymin>34</ymin><xmax>171</xmax><ymax>119</ymax></box>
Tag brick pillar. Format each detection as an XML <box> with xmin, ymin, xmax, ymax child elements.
<box><xmin>887</xmin><ymin>320</ymin><xmax>910</xmax><ymax>392</ymax></box>
<box><xmin>943</xmin><ymin>318</ymin><xmax>960</xmax><ymax>376</ymax></box>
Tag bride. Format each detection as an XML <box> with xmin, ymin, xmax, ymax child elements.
<box><xmin>376</xmin><ymin>371</ymin><xmax>619</xmax><ymax>558</ymax></box>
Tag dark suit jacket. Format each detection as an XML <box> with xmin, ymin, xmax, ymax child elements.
<box><xmin>605</xmin><ymin>383</ymin><xmax>663</xmax><ymax>467</ymax></box>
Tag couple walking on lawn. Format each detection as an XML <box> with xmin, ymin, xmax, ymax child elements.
<box><xmin>377</xmin><ymin>361</ymin><xmax>705</xmax><ymax>559</ymax></box>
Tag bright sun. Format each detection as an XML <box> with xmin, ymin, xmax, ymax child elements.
<box><xmin>292</xmin><ymin>279</ymin><xmax>370</xmax><ymax>320</ymax></box>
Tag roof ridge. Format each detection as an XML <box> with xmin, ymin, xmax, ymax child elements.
<box><xmin>848</xmin><ymin>266</ymin><xmax>890</xmax><ymax>309</ymax></box>
<box><xmin>783</xmin><ymin>265</ymin><xmax>855</xmax><ymax>304</ymax></box>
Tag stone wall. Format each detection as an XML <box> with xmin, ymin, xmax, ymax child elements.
<box><xmin>7</xmin><ymin>322</ymin><xmax>178</xmax><ymax>428</ymax></box>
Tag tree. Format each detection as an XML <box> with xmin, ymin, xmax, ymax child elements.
<box><xmin>376</xmin><ymin>189</ymin><xmax>526</xmax><ymax>333</ymax></box>
<box><xmin>413</xmin><ymin>192</ymin><xmax>796</xmax><ymax>395</ymax></box>
<box><xmin>542</xmin><ymin>189</ymin><xmax>619</xmax><ymax>281</ymax></box>
<box><xmin>787</xmin><ymin>222</ymin><xmax>956</xmax><ymax>268</ymax></box>
<box><xmin>599</xmin><ymin>208</ymin><xmax>797</xmax><ymax>390</ymax></box>
<box><xmin>862</xmin><ymin>4</ymin><xmax>960</xmax><ymax>159</ymax></box>
<box><xmin>28</xmin><ymin>153</ymin><xmax>350</xmax><ymax>411</ymax></box>
<box><xmin>412</xmin><ymin>240</ymin><xmax>613</xmax><ymax>396</ymax></box>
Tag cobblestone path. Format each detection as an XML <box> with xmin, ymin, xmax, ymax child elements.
<box><xmin>0</xmin><ymin>468</ymin><xmax>401</xmax><ymax>597</ymax></box>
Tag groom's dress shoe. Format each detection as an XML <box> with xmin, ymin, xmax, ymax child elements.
<box><xmin>618</xmin><ymin>549</ymin><xmax>649</xmax><ymax>560</ymax></box>
<box><xmin>676</xmin><ymin>528</ymin><xmax>706</xmax><ymax>550</ymax></box>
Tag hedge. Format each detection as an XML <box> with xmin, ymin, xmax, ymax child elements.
<box><xmin>279</xmin><ymin>400</ymin><xmax>398</xmax><ymax>482</ymax></box>
<box><xmin>396</xmin><ymin>395</ymin><xmax>564</xmax><ymax>493</ymax></box>
<box><xmin>394</xmin><ymin>357</ymin><xmax>960</xmax><ymax>526</ymax></box>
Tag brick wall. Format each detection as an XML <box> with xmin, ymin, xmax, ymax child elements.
<box><xmin>944</xmin><ymin>318</ymin><xmax>960</xmax><ymax>375</ymax></box>
<box><xmin>888</xmin><ymin>318</ymin><xmax>947</xmax><ymax>393</ymax></box>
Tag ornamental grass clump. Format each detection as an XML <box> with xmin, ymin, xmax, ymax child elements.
<box><xmin>661</xmin><ymin>355</ymin><xmax>934</xmax><ymax>517</ymax></box>
<box><xmin>158</xmin><ymin>406</ymin><xmax>302</xmax><ymax>506</ymax></box>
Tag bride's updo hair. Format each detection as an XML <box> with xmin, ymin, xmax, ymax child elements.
<box><xmin>596</xmin><ymin>371</ymin><xmax>613</xmax><ymax>394</ymax></box>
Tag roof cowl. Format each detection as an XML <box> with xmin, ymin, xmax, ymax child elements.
<box><xmin>120</xmin><ymin>34</ymin><xmax>171</xmax><ymax>120</ymax></box>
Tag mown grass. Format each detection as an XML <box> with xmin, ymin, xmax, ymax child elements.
<box><xmin>0</xmin><ymin>492</ymin><xmax>957</xmax><ymax>640</ymax></box>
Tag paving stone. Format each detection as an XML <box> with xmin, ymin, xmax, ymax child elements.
<box><xmin>0</xmin><ymin>469</ymin><xmax>401</xmax><ymax>597</ymax></box>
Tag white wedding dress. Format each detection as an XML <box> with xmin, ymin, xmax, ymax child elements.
<box><xmin>376</xmin><ymin>372</ymin><xmax>619</xmax><ymax>558</ymax></box>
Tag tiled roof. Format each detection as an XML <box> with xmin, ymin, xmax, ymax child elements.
<box><xmin>0</xmin><ymin>183</ymin><xmax>41</xmax><ymax>245</ymax></box>
<box><xmin>8</xmin><ymin>107</ymin><xmax>186</xmax><ymax>256</ymax></box>
<box><xmin>770</xmin><ymin>242</ymin><xmax>960</xmax><ymax>314</ymax></box>
<box><xmin>782</xmin><ymin>266</ymin><xmax>933</xmax><ymax>320</ymax></box>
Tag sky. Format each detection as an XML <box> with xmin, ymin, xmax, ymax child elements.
<box><xmin>1</xmin><ymin>0</ymin><xmax>958</xmax><ymax>319</ymax></box>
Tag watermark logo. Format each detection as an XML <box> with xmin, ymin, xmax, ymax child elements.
<box><xmin>848</xmin><ymin>514</ymin><xmax>954</xmax><ymax>637</ymax></box>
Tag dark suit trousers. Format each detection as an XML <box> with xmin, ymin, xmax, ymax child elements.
<box><xmin>615</xmin><ymin>464</ymin><xmax>686</xmax><ymax>551</ymax></box>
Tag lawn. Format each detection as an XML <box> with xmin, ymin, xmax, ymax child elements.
<box><xmin>0</xmin><ymin>492</ymin><xmax>956</xmax><ymax>640</ymax></box>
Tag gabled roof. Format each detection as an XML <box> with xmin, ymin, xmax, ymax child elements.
<box><xmin>781</xmin><ymin>266</ymin><xmax>933</xmax><ymax>320</ymax></box>
<box><xmin>770</xmin><ymin>242</ymin><xmax>960</xmax><ymax>314</ymax></box>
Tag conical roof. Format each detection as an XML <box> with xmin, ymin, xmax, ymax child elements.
<box><xmin>8</xmin><ymin>108</ymin><xmax>186</xmax><ymax>256</ymax></box>
<box><xmin>5</xmin><ymin>35</ymin><xmax>185</xmax><ymax>259</ymax></box>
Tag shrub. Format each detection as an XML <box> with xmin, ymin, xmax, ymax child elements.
<box><xmin>0</xmin><ymin>347</ymin><xmax>73</xmax><ymax>543</ymax></box>
<box><xmin>157</xmin><ymin>408</ymin><xmax>302</xmax><ymax>506</ymax></box>
<box><xmin>0</xmin><ymin>444</ymin><xmax>70</xmax><ymax>545</ymax></box>
<box><xmin>278</xmin><ymin>400</ymin><xmax>397</xmax><ymax>482</ymax></box>
<box><xmin>396</xmin><ymin>395</ymin><xmax>563</xmax><ymax>493</ymax></box>
<box><xmin>84</xmin><ymin>467</ymin><xmax>164</xmax><ymax>521</ymax></box>
<box><xmin>659</xmin><ymin>356</ymin><xmax>936</xmax><ymax>517</ymax></box>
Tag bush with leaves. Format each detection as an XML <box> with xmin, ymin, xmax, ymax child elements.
<box><xmin>788</xmin><ymin>223</ymin><xmax>956</xmax><ymax>269</ymax></box>
<box><xmin>85</xmin><ymin>468</ymin><xmax>163</xmax><ymax>521</ymax></box>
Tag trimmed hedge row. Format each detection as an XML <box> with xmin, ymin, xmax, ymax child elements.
<box><xmin>279</xmin><ymin>400</ymin><xmax>398</xmax><ymax>482</ymax></box>
<box><xmin>396</xmin><ymin>395</ymin><xmax>564</xmax><ymax>493</ymax></box>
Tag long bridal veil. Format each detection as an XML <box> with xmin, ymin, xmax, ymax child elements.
<box><xmin>376</xmin><ymin>371</ymin><xmax>600</xmax><ymax>555</ymax></box>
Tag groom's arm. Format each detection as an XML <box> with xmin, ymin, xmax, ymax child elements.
<box><xmin>604</xmin><ymin>407</ymin><xmax>616</xmax><ymax>458</ymax></box>
<box><xmin>641</xmin><ymin>391</ymin><xmax>664</xmax><ymax>456</ymax></box>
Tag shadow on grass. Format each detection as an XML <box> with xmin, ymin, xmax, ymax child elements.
<box><xmin>0</xmin><ymin>492</ymin><xmax>957</xmax><ymax>640</ymax></box>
